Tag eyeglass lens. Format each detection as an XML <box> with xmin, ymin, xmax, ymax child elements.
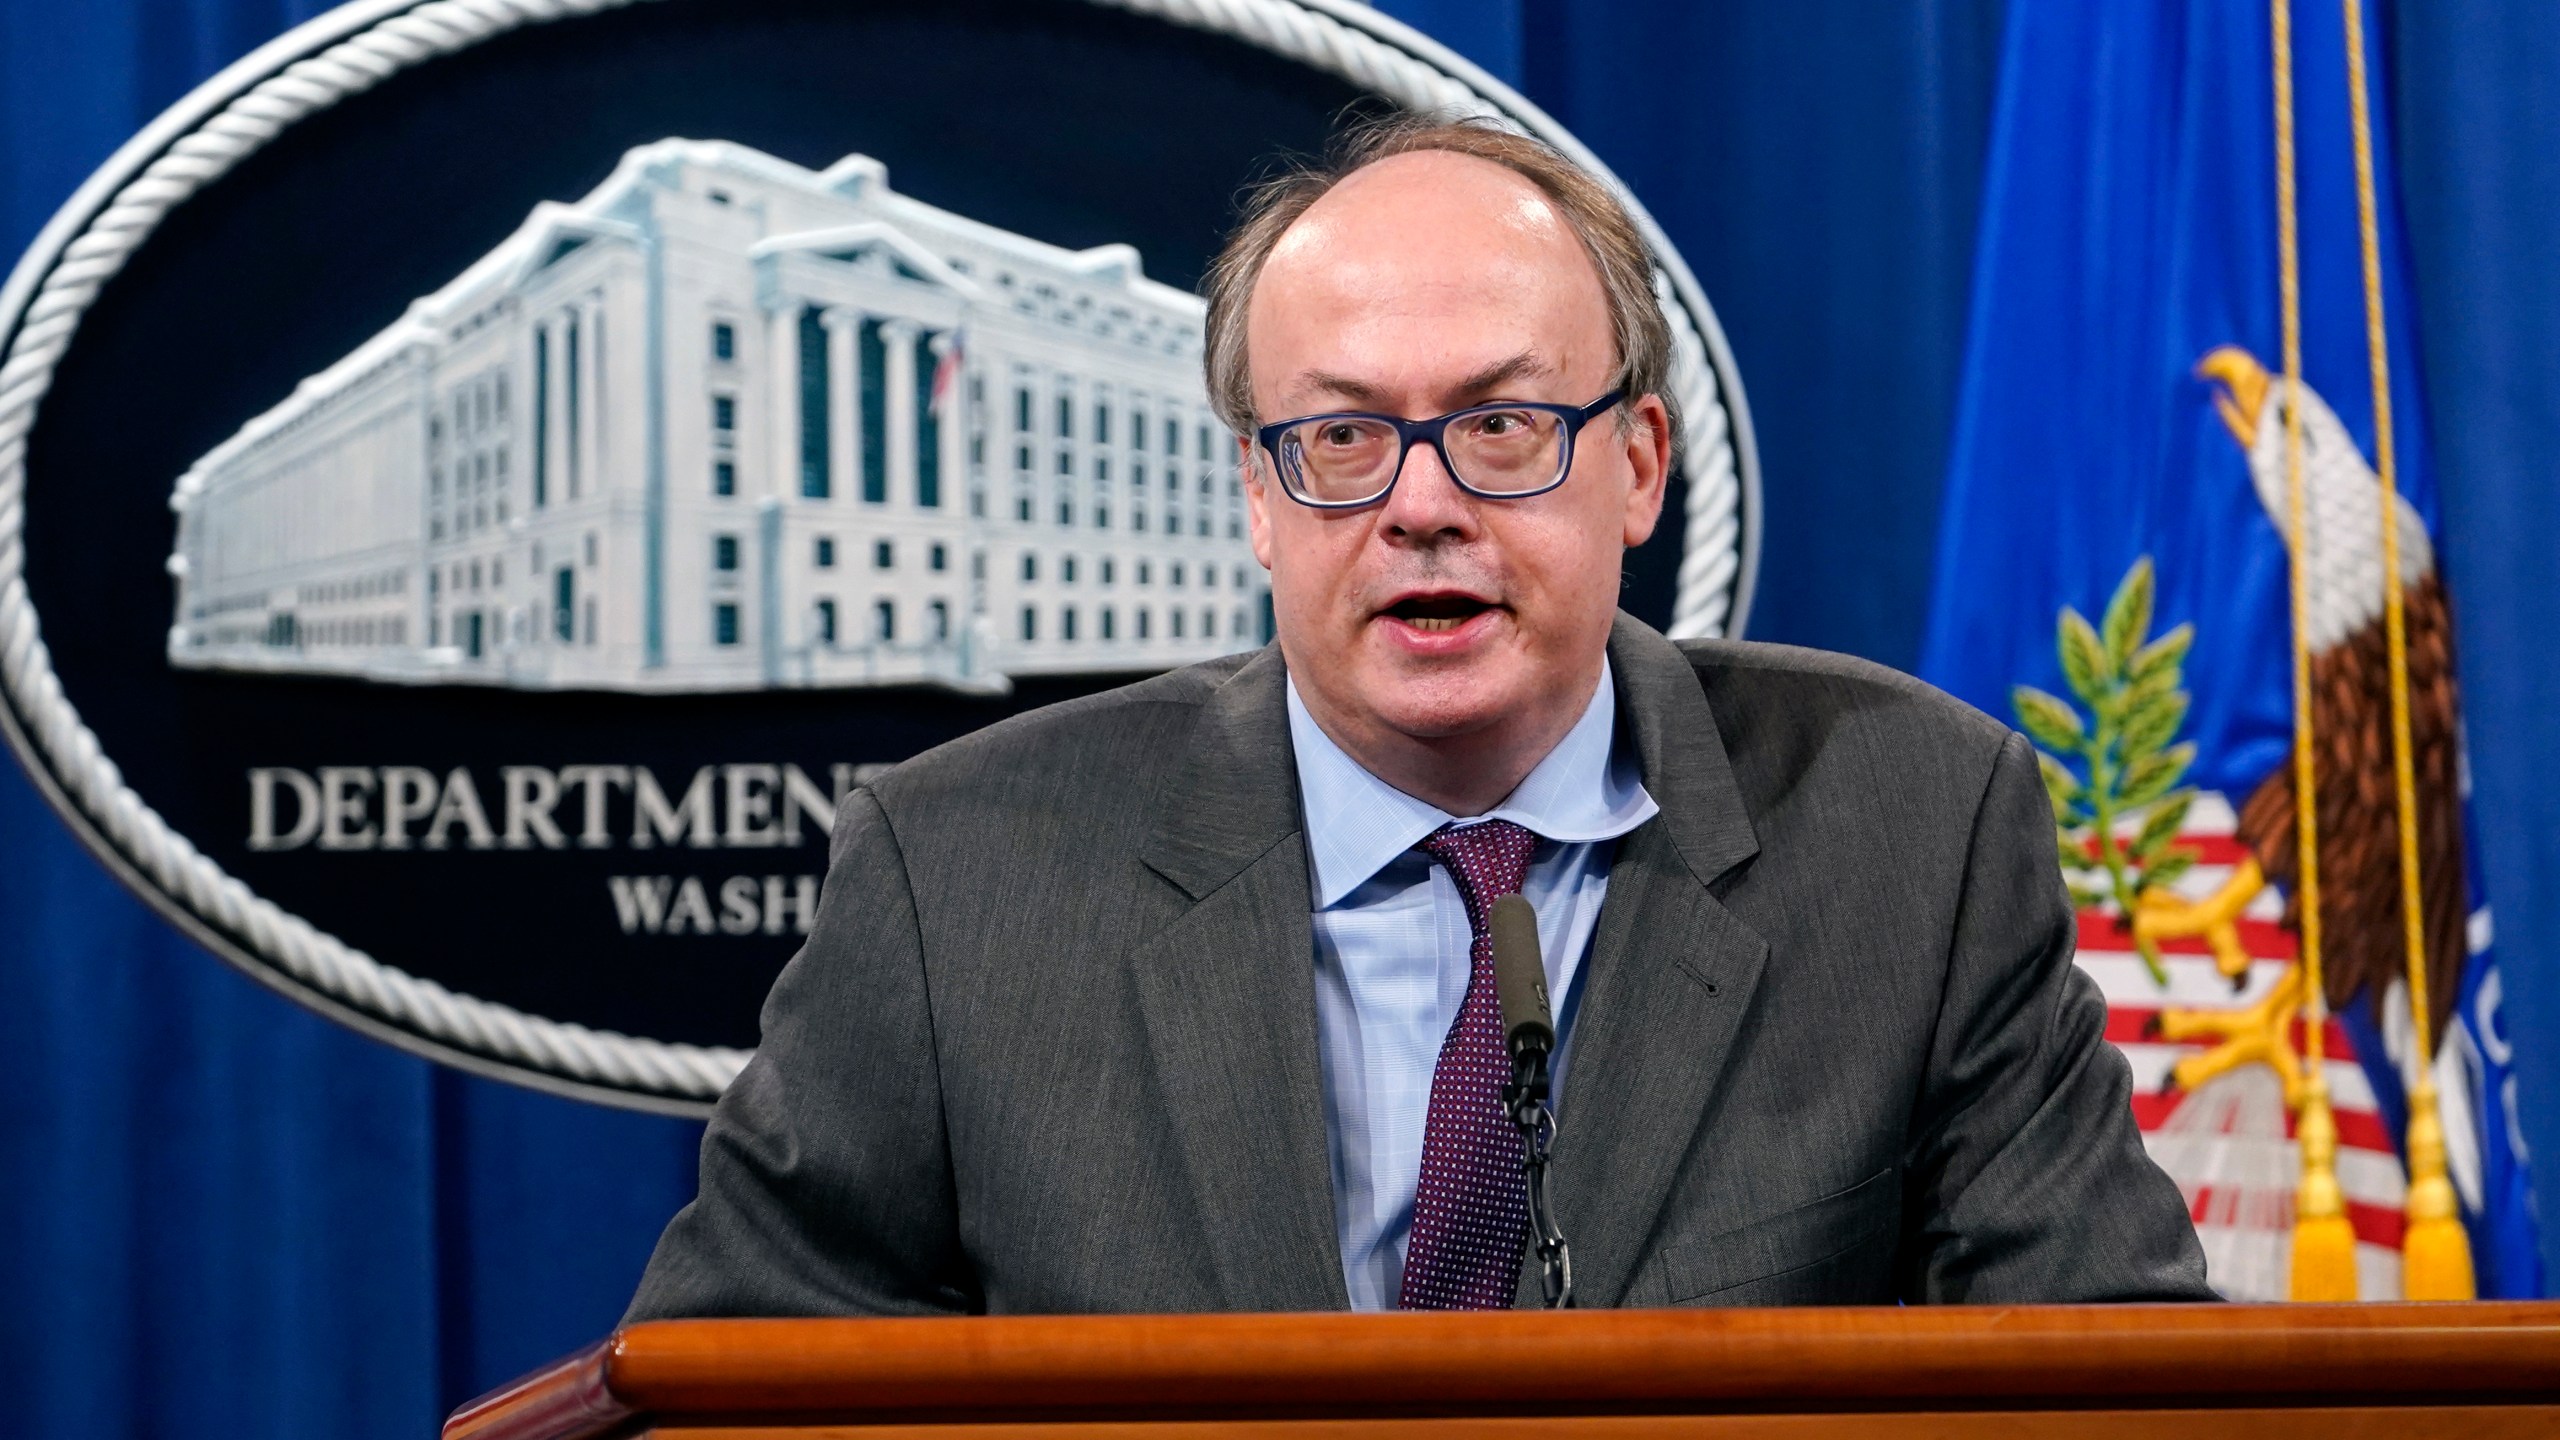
<box><xmin>1281</xmin><ymin>407</ymin><xmax>1568</xmax><ymax>503</ymax></box>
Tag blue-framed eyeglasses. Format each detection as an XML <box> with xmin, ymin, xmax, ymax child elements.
<box><xmin>1255</xmin><ymin>389</ymin><xmax>1625</xmax><ymax>509</ymax></box>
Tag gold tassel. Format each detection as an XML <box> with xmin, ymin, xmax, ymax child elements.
<box><xmin>2288</xmin><ymin>1072</ymin><xmax>2359</xmax><ymax>1301</ymax></box>
<box><xmin>2399</xmin><ymin>1074</ymin><xmax>2476</xmax><ymax>1299</ymax></box>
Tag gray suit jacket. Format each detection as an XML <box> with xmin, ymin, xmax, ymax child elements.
<box><xmin>628</xmin><ymin>614</ymin><xmax>2211</xmax><ymax>1315</ymax></box>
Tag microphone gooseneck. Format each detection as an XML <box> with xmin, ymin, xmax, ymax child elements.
<box><xmin>1487</xmin><ymin>894</ymin><xmax>1574</xmax><ymax>1309</ymax></box>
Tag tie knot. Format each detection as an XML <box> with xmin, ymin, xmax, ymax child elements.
<box><xmin>1414</xmin><ymin>818</ymin><xmax>1539</xmax><ymax>926</ymax></box>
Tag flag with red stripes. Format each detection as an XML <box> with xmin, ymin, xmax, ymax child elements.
<box><xmin>2080</xmin><ymin>795</ymin><xmax>2407</xmax><ymax>1300</ymax></box>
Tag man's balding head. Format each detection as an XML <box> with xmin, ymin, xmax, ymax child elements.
<box><xmin>1202</xmin><ymin>115</ymin><xmax>1676</xmax><ymax>450</ymax></box>
<box><xmin>1245</xmin><ymin>149</ymin><xmax>1615</xmax><ymax>438</ymax></box>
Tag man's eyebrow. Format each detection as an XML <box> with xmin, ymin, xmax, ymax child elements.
<box><xmin>1448</xmin><ymin>352</ymin><xmax>1552</xmax><ymax>397</ymax></box>
<box><xmin>1290</xmin><ymin>352</ymin><xmax>1554</xmax><ymax>412</ymax></box>
<box><xmin>1295</xmin><ymin>369</ymin><xmax>1395</xmax><ymax>408</ymax></box>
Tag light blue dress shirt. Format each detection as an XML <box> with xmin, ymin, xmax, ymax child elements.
<box><xmin>1287</xmin><ymin>662</ymin><xmax>1658</xmax><ymax>1311</ymax></box>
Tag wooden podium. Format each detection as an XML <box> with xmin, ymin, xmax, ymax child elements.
<box><xmin>448</xmin><ymin>1303</ymin><xmax>2560</xmax><ymax>1438</ymax></box>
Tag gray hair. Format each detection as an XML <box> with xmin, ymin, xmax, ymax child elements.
<box><xmin>1200</xmin><ymin>113</ymin><xmax>1676</xmax><ymax>453</ymax></box>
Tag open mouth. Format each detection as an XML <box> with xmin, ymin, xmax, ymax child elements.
<box><xmin>1382</xmin><ymin>593</ymin><xmax>1498</xmax><ymax>633</ymax></box>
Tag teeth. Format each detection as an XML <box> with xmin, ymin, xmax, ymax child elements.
<box><xmin>1407</xmin><ymin>615</ymin><xmax>1460</xmax><ymax>632</ymax></box>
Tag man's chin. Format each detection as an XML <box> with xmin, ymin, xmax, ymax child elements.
<box><xmin>1287</xmin><ymin>622</ymin><xmax>1540</xmax><ymax>742</ymax></box>
<box><xmin>1354</xmin><ymin>669</ymin><xmax>1523</xmax><ymax>744</ymax></box>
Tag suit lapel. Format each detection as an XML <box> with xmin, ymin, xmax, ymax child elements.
<box><xmin>1542</xmin><ymin>616</ymin><xmax>1769</xmax><ymax>1307</ymax></box>
<box><xmin>1132</xmin><ymin>647</ymin><xmax>1347</xmax><ymax>1311</ymax></box>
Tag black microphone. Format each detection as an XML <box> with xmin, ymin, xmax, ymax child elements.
<box><xmin>1488</xmin><ymin>893</ymin><xmax>1573</xmax><ymax>1307</ymax></box>
<box><xmin>1489</xmin><ymin>894</ymin><xmax>1553</xmax><ymax>1065</ymax></box>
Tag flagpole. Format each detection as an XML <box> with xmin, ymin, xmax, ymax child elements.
<box><xmin>2339</xmin><ymin>0</ymin><xmax>2474</xmax><ymax>1301</ymax></box>
<box><xmin>2271</xmin><ymin>0</ymin><xmax>2359</xmax><ymax>1304</ymax></box>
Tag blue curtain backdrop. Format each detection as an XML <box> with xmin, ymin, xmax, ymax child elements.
<box><xmin>0</xmin><ymin>1</ymin><xmax>2550</xmax><ymax>1435</ymax></box>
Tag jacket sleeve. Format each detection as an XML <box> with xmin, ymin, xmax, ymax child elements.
<box><xmin>1897</xmin><ymin>731</ymin><xmax>2217</xmax><ymax>1302</ymax></box>
<box><xmin>624</xmin><ymin>787</ymin><xmax>978</xmax><ymax>1319</ymax></box>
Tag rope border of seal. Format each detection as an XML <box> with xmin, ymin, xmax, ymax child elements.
<box><xmin>0</xmin><ymin>0</ymin><xmax>1758</xmax><ymax>1110</ymax></box>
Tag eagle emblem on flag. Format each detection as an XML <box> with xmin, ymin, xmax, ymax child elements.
<box><xmin>2016</xmin><ymin>342</ymin><xmax>2474</xmax><ymax>1302</ymax></box>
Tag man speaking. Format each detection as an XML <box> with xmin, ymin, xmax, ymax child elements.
<box><xmin>628</xmin><ymin>117</ymin><xmax>2211</xmax><ymax>1314</ymax></box>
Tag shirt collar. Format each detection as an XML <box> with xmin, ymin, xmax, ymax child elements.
<box><xmin>1287</xmin><ymin>658</ymin><xmax>1660</xmax><ymax>909</ymax></box>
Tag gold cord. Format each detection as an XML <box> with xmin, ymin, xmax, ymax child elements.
<box><xmin>2274</xmin><ymin>0</ymin><xmax>2326</xmax><ymax>1077</ymax></box>
<box><xmin>2283</xmin><ymin>0</ymin><xmax>2324</xmax><ymax>1081</ymax></box>
<box><xmin>2275</xmin><ymin>0</ymin><xmax>2359</xmax><ymax>1302</ymax></box>
<box><xmin>2341</xmin><ymin>0</ymin><xmax>2473</xmax><ymax>1299</ymax></box>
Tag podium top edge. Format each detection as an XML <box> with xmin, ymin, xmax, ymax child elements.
<box><xmin>445</xmin><ymin>1303</ymin><xmax>2560</xmax><ymax>1440</ymax></box>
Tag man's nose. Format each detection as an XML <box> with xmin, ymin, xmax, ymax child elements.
<box><xmin>1375</xmin><ymin>438</ymin><xmax>1477</xmax><ymax>542</ymax></box>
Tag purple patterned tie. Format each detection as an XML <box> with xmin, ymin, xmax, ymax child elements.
<box><xmin>1399</xmin><ymin>818</ymin><xmax>1540</xmax><ymax>1310</ymax></box>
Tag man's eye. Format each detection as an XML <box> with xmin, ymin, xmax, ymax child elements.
<box><xmin>1319</xmin><ymin>424</ymin><xmax>1365</xmax><ymax>447</ymax></box>
<box><xmin>1471</xmin><ymin>411</ymin><xmax>1527</xmax><ymax>437</ymax></box>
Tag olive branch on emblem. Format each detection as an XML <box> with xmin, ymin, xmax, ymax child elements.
<box><xmin>2012</xmin><ymin>557</ymin><xmax>2200</xmax><ymax>985</ymax></box>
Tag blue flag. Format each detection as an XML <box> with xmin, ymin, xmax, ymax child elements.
<box><xmin>1920</xmin><ymin>1</ymin><xmax>2540</xmax><ymax>1299</ymax></box>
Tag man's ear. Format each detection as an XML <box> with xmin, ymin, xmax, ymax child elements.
<box><xmin>1619</xmin><ymin>393</ymin><xmax>1672</xmax><ymax>549</ymax></box>
<box><xmin>1241</xmin><ymin>437</ymin><xmax>1277</xmax><ymax>572</ymax></box>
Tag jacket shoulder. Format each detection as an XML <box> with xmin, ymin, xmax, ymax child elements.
<box><xmin>1675</xmin><ymin>637</ymin><xmax>2013</xmax><ymax>753</ymax></box>
<box><xmin>1671</xmin><ymin>638</ymin><xmax>2021</xmax><ymax>830</ymax></box>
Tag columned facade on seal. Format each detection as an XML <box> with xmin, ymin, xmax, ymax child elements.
<box><xmin>166</xmin><ymin>138</ymin><xmax>1269</xmax><ymax>693</ymax></box>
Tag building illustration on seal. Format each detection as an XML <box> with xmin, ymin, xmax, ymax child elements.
<box><xmin>165</xmin><ymin>138</ymin><xmax>1268</xmax><ymax>692</ymax></box>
